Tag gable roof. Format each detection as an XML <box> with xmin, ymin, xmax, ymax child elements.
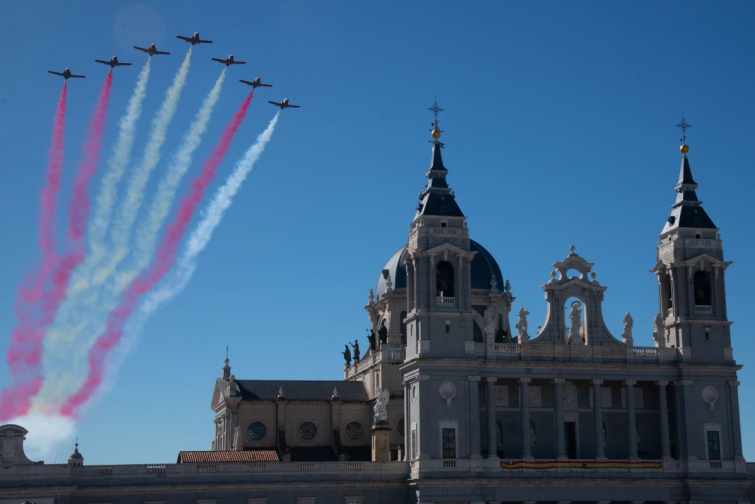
<box><xmin>237</xmin><ymin>380</ymin><xmax>370</xmax><ymax>402</ymax></box>
<box><xmin>177</xmin><ymin>450</ymin><xmax>279</xmax><ymax>463</ymax></box>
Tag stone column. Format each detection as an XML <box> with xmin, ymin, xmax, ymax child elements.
<box><xmin>625</xmin><ymin>380</ymin><xmax>638</xmax><ymax>460</ymax></box>
<box><xmin>520</xmin><ymin>378</ymin><xmax>532</xmax><ymax>460</ymax></box>
<box><xmin>657</xmin><ymin>381</ymin><xmax>671</xmax><ymax>460</ymax></box>
<box><xmin>593</xmin><ymin>379</ymin><xmax>606</xmax><ymax>459</ymax></box>
<box><xmin>468</xmin><ymin>376</ymin><xmax>482</xmax><ymax>459</ymax></box>
<box><xmin>729</xmin><ymin>381</ymin><xmax>744</xmax><ymax>460</ymax></box>
<box><xmin>486</xmin><ymin>377</ymin><xmax>498</xmax><ymax>459</ymax></box>
<box><xmin>553</xmin><ymin>378</ymin><xmax>566</xmax><ymax>459</ymax></box>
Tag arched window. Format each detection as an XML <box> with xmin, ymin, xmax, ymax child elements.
<box><xmin>436</xmin><ymin>261</ymin><xmax>455</xmax><ymax>298</ymax></box>
<box><xmin>400</xmin><ymin>311</ymin><xmax>407</xmax><ymax>345</ymax></box>
<box><xmin>495</xmin><ymin>314</ymin><xmax>507</xmax><ymax>343</ymax></box>
<box><xmin>694</xmin><ymin>271</ymin><xmax>712</xmax><ymax>306</ymax></box>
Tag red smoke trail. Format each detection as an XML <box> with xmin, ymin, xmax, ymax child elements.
<box><xmin>0</xmin><ymin>73</ymin><xmax>113</xmax><ymax>421</ymax></box>
<box><xmin>60</xmin><ymin>91</ymin><xmax>254</xmax><ymax>417</ymax></box>
<box><xmin>0</xmin><ymin>83</ymin><xmax>67</xmax><ymax>420</ymax></box>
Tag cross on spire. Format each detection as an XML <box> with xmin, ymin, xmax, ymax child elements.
<box><xmin>676</xmin><ymin>115</ymin><xmax>691</xmax><ymax>145</ymax></box>
<box><xmin>428</xmin><ymin>97</ymin><xmax>444</xmax><ymax>130</ymax></box>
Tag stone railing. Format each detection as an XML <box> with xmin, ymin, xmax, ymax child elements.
<box><xmin>0</xmin><ymin>461</ymin><xmax>411</xmax><ymax>484</ymax></box>
<box><xmin>488</xmin><ymin>343</ymin><xmax>680</xmax><ymax>364</ymax></box>
<box><xmin>430</xmin><ymin>227</ymin><xmax>463</xmax><ymax>236</ymax></box>
<box><xmin>436</xmin><ymin>296</ymin><xmax>455</xmax><ymax>305</ymax></box>
<box><xmin>695</xmin><ymin>305</ymin><xmax>713</xmax><ymax>314</ymax></box>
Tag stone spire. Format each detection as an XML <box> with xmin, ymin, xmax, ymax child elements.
<box><xmin>661</xmin><ymin>118</ymin><xmax>717</xmax><ymax>235</ymax></box>
<box><xmin>414</xmin><ymin>99</ymin><xmax>464</xmax><ymax>221</ymax></box>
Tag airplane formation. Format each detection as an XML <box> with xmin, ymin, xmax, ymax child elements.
<box><xmin>48</xmin><ymin>31</ymin><xmax>300</xmax><ymax>110</ymax></box>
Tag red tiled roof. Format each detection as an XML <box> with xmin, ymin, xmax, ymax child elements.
<box><xmin>177</xmin><ymin>450</ymin><xmax>279</xmax><ymax>463</ymax></box>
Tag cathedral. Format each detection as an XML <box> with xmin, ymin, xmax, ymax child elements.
<box><xmin>0</xmin><ymin>113</ymin><xmax>750</xmax><ymax>504</ymax></box>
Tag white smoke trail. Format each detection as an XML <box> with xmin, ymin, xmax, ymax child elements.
<box><xmin>93</xmin><ymin>114</ymin><xmax>279</xmax><ymax>403</ymax></box>
<box><xmin>9</xmin><ymin>413</ymin><xmax>76</xmax><ymax>462</ymax></box>
<box><xmin>113</xmin><ymin>69</ymin><xmax>227</xmax><ymax>294</ymax></box>
<box><xmin>87</xmin><ymin>58</ymin><xmax>152</xmax><ymax>265</ymax></box>
<box><xmin>94</xmin><ymin>49</ymin><xmax>193</xmax><ymax>287</ymax></box>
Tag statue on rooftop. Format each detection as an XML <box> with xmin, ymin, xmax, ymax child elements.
<box><xmin>652</xmin><ymin>312</ymin><xmax>664</xmax><ymax>347</ymax></box>
<box><xmin>350</xmin><ymin>339</ymin><xmax>361</xmax><ymax>362</ymax></box>
<box><xmin>342</xmin><ymin>344</ymin><xmax>352</xmax><ymax>366</ymax></box>
<box><xmin>483</xmin><ymin>309</ymin><xmax>496</xmax><ymax>340</ymax></box>
<box><xmin>367</xmin><ymin>329</ymin><xmax>376</xmax><ymax>351</ymax></box>
<box><xmin>622</xmin><ymin>312</ymin><xmax>634</xmax><ymax>346</ymax></box>
<box><xmin>516</xmin><ymin>307</ymin><xmax>530</xmax><ymax>343</ymax></box>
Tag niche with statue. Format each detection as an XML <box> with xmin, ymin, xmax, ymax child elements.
<box><xmin>531</xmin><ymin>246</ymin><xmax>621</xmax><ymax>346</ymax></box>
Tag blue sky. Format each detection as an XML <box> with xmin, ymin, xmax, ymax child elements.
<box><xmin>0</xmin><ymin>1</ymin><xmax>753</xmax><ymax>464</ymax></box>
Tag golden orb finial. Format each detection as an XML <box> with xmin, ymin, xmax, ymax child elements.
<box><xmin>432</xmin><ymin>129</ymin><xmax>441</xmax><ymax>139</ymax></box>
<box><xmin>680</xmin><ymin>144</ymin><xmax>689</xmax><ymax>154</ymax></box>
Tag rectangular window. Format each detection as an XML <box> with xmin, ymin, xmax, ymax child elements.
<box><xmin>707</xmin><ymin>431</ymin><xmax>721</xmax><ymax>460</ymax></box>
<box><xmin>411</xmin><ymin>428</ymin><xmax>417</xmax><ymax>460</ymax></box>
<box><xmin>442</xmin><ymin>428</ymin><xmax>456</xmax><ymax>459</ymax></box>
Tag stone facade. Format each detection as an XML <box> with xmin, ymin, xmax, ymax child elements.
<box><xmin>2</xmin><ymin>138</ymin><xmax>752</xmax><ymax>504</ymax></box>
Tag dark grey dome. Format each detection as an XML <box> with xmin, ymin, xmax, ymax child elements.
<box><xmin>375</xmin><ymin>240</ymin><xmax>503</xmax><ymax>298</ymax></box>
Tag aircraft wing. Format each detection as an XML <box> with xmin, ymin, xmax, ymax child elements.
<box><xmin>156</xmin><ymin>50</ymin><xmax>170</xmax><ymax>55</ymax></box>
<box><xmin>134</xmin><ymin>46</ymin><xmax>148</xmax><ymax>53</ymax></box>
<box><xmin>230</xmin><ymin>61</ymin><xmax>246</xmax><ymax>65</ymax></box>
<box><xmin>287</xmin><ymin>104</ymin><xmax>300</xmax><ymax>108</ymax></box>
<box><xmin>70</xmin><ymin>74</ymin><xmax>85</xmax><ymax>78</ymax></box>
<box><xmin>116</xmin><ymin>62</ymin><xmax>132</xmax><ymax>66</ymax></box>
<box><xmin>268</xmin><ymin>101</ymin><xmax>282</xmax><ymax>106</ymax></box>
<box><xmin>198</xmin><ymin>39</ymin><xmax>213</xmax><ymax>44</ymax></box>
<box><xmin>95</xmin><ymin>60</ymin><xmax>109</xmax><ymax>65</ymax></box>
<box><xmin>177</xmin><ymin>35</ymin><xmax>191</xmax><ymax>41</ymax></box>
<box><xmin>48</xmin><ymin>70</ymin><xmax>64</xmax><ymax>76</ymax></box>
<box><xmin>259</xmin><ymin>83</ymin><xmax>272</xmax><ymax>87</ymax></box>
<box><xmin>212</xmin><ymin>58</ymin><xmax>225</xmax><ymax>63</ymax></box>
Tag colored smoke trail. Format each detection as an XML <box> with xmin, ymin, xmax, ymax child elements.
<box><xmin>98</xmin><ymin>114</ymin><xmax>279</xmax><ymax>399</ymax></box>
<box><xmin>87</xmin><ymin>59</ymin><xmax>151</xmax><ymax>265</ymax></box>
<box><xmin>115</xmin><ymin>69</ymin><xmax>227</xmax><ymax>294</ymax></box>
<box><xmin>0</xmin><ymin>83</ymin><xmax>67</xmax><ymax>421</ymax></box>
<box><xmin>36</xmin><ymin>61</ymin><xmax>151</xmax><ymax>405</ymax></box>
<box><xmin>95</xmin><ymin>49</ymin><xmax>192</xmax><ymax>287</ymax></box>
<box><xmin>60</xmin><ymin>92</ymin><xmax>254</xmax><ymax>418</ymax></box>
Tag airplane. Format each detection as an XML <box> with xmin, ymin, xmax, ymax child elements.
<box><xmin>268</xmin><ymin>98</ymin><xmax>300</xmax><ymax>109</ymax></box>
<box><xmin>134</xmin><ymin>44</ymin><xmax>170</xmax><ymax>56</ymax></box>
<box><xmin>95</xmin><ymin>56</ymin><xmax>132</xmax><ymax>68</ymax></box>
<box><xmin>48</xmin><ymin>68</ymin><xmax>85</xmax><ymax>79</ymax></box>
<box><xmin>211</xmin><ymin>54</ymin><xmax>246</xmax><ymax>66</ymax></box>
<box><xmin>239</xmin><ymin>77</ymin><xmax>272</xmax><ymax>88</ymax></box>
<box><xmin>177</xmin><ymin>32</ymin><xmax>213</xmax><ymax>45</ymax></box>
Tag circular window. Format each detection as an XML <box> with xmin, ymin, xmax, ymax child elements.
<box><xmin>397</xmin><ymin>418</ymin><xmax>405</xmax><ymax>437</ymax></box>
<box><xmin>298</xmin><ymin>421</ymin><xmax>318</xmax><ymax>441</ymax></box>
<box><xmin>247</xmin><ymin>421</ymin><xmax>267</xmax><ymax>441</ymax></box>
<box><xmin>344</xmin><ymin>421</ymin><xmax>364</xmax><ymax>441</ymax></box>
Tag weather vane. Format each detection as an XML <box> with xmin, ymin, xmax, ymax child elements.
<box><xmin>676</xmin><ymin>115</ymin><xmax>691</xmax><ymax>144</ymax></box>
<box><xmin>428</xmin><ymin>97</ymin><xmax>445</xmax><ymax>147</ymax></box>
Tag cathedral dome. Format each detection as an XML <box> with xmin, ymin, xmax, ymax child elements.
<box><xmin>375</xmin><ymin>240</ymin><xmax>503</xmax><ymax>298</ymax></box>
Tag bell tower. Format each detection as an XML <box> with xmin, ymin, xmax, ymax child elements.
<box><xmin>404</xmin><ymin>100</ymin><xmax>478</xmax><ymax>360</ymax></box>
<box><xmin>651</xmin><ymin>118</ymin><xmax>732</xmax><ymax>360</ymax></box>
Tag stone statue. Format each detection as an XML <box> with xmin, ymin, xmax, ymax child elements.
<box><xmin>367</xmin><ymin>330</ymin><xmax>376</xmax><ymax>351</ymax></box>
<box><xmin>350</xmin><ymin>340</ymin><xmax>361</xmax><ymax>362</ymax></box>
<box><xmin>483</xmin><ymin>309</ymin><xmax>496</xmax><ymax>340</ymax></box>
<box><xmin>374</xmin><ymin>387</ymin><xmax>390</xmax><ymax>422</ymax></box>
<box><xmin>652</xmin><ymin>312</ymin><xmax>664</xmax><ymax>347</ymax></box>
<box><xmin>342</xmin><ymin>345</ymin><xmax>351</xmax><ymax>366</ymax></box>
<box><xmin>569</xmin><ymin>301</ymin><xmax>582</xmax><ymax>345</ymax></box>
<box><xmin>515</xmin><ymin>307</ymin><xmax>530</xmax><ymax>343</ymax></box>
<box><xmin>622</xmin><ymin>312</ymin><xmax>634</xmax><ymax>346</ymax></box>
